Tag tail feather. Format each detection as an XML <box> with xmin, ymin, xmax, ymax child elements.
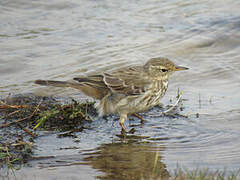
<box><xmin>34</xmin><ymin>79</ymin><xmax>108</xmax><ymax>100</ymax></box>
<box><xmin>34</xmin><ymin>80</ymin><xmax>69</xmax><ymax>87</ymax></box>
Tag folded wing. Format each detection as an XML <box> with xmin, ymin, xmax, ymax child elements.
<box><xmin>73</xmin><ymin>66</ymin><xmax>150</xmax><ymax>98</ymax></box>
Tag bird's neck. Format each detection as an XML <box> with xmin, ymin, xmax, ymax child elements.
<box><xmin>151</xmin><ymin>78</ymin><xmax>168</xmax><ymax>91</ymax></box>
<box><xmin>151</xmin><ymin>75</ymin><xmax>169</xmax><ymax>81</ymax></box>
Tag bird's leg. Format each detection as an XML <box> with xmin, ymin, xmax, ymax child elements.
<box><xmin>132</xmin><ymin>113</ymin><xmax>145</xmax><ymax>123</ymax></box>
<box><xmin>119</xmin><ymin>114</ymin><xmax>127</xmax><ymax>134</ymax></box>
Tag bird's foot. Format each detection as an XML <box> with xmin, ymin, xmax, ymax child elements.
<box><xmin>120</xmin><ymin>122</ymin><xmax>127</xmax><ymax>134</ymax></box>
<box><xmin>128</xmin><ymin>128</ymin><xmax>135</xmax><ymax>134</ymax></box>
<box><xmin>132</xmin><ymin>113</ymin><xmax>145</xmax><ymax>123</ymax></box>
<box><xmin>121</xmin><ymin>128</ymin><xmax>135</xmax><ymax>135</ymax></box>
<box><xmin>120</xmin><ymin>122</ymin><xmax>135</xmax><ymax>134</ymax></box>
<box><xmin>121</xmin><ymin>128</ymin><xmax>126</xmax><ymax>135</ymax></box>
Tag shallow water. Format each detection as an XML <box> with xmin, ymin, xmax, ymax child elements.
<box><xmin>1</xmin><ymin>0</ymin><xmax>240</xmax><ymax>179</ymax></box>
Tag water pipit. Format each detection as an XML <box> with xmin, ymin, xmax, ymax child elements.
<box><xmin>35</xmin><ymin>57</ymin><xmax>188</xmax><ymax>133</ymax></box>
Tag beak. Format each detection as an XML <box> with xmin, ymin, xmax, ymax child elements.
<box><xmin>175</xmin><ymin>65</ymin><xmax>189</xmax><ymax>71</ymax></box>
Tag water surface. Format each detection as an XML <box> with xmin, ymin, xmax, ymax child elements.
<box><xmin>1</xmin><ymin>0</ymin><xmax>240</xmax><ymax>179</ymax></box>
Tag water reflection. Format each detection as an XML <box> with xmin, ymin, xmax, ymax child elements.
<box><xmin>2</xmin><ymin>140</ymin><xmax>169</xmax><ymax>180</ymax></box>
<box><xmin>83</xmin><ymin>140</ymin><xmax>169</xmax><ymax>180</ymax></box>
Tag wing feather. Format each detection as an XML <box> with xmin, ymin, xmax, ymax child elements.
<box><xmin>73</xmin><ymin>66</ymin><xmax>150</xmax><ymax>96</ymax></box>
<box><xmin>103</xmin><ymin>66</ymin><xmax>150</xmax><ymax>95</ymax></box>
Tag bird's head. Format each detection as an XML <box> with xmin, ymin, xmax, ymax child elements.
<box><xmin>144</xmin><ymin>57</ymin><xmax>188</xmax><ymax>80</ymax></box>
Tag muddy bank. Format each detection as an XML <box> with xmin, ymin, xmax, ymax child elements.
<box><xmin>0</xmin><ymin>92</ymin><xmax>185</xmax><ymax>179</ymax></box>
<box><xmin>0</xmin><ymin>94</ymin><xmax>96</xmax><ymax>170</ymax></box>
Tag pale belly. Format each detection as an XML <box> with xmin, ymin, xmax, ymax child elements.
<box><xmin>98</xmin><ymin>80</ymin><xmax>168</xmax><ymax>116</ymax></box>
<box><xmin>115</xmin><ymin>88</ymin><xmax>167</xmax><ymax>115</ymax></box>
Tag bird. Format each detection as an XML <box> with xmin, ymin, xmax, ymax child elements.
<box><xmin>35</xmin><ymin>57</ymin><xmax>188</xmax><ymax>133</ymax></box>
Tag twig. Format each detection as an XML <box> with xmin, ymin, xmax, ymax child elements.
<box><xmin>85</xmin><ymin>99</ymin><xmax>88</xmax><ymax>115</ymax></box>
<box><xmin>0</xmin><ymin>103</ymin><xmax>30</xmax><ymax>109</ymax></box>
<box><xmin>10</xmin><ymin>141</ymin><xmax>33</xmax><ymax>147</ymax></box>
<box><xmin>83</xmin><ymin>99</ymin><xmax>91</xmax><ymax>121</ymax></box>
<box><xmin>0</xmin><ymin>110</ymin><xmax>21</xmax><ymax>120</ymax></box>
<box><xmin>0</xmin><ymin>99</ymin><xmax>42</xmax><ymax>128</ymax></box>
<box><xmin>163</xmin><ymin>93</ymin><xmax>182</xmax><ymax>114</ymax></box>
<box><xmin>149</xmin><ymin>93</ymin><xmax>182</xmax><ymax>117</ymax></box>
<box><xmin>0</xmin><ymin>117</ymin><xmax>30</xmax><ymax>128</ymax></box>
<box><xmin>17</xmin><ymin>124</ymin><xmax>37</xmax><ymax>137</ymax></box>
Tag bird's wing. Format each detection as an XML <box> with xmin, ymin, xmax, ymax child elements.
<box><xmin>73</xmin><ymin>75</ymin><xmax>107</xmax><ymax>88</ymax></box>
<box><xmin>73</xmin><ymin>66</ymin><xmax>150</xmax><ymax>97</ymax></box>
<box><xmin>73</xmin><ymin>75</ymin><xmax>109</xmax><ymax>99</ymax></box>
<box><xmin>103</xmin><ymin>66</ymin><xmax>151</xmax><ymax>95</ymax></box>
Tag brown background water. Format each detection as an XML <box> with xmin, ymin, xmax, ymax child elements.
<box><xmin>1</xmin><ymin>0</ymin><xmax>240</xmax><ymax>179</ymax></box>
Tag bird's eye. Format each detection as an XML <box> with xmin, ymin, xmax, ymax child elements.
<box><xmin>161</xmin><ymin>69</ymin><xmax>168</xmax><ymax>72</ymax></box>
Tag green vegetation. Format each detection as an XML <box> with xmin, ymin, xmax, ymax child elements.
<box><xmin>0</xmin><ymin>95</ymin><xmax>96</xmax><ymax>169</ymax></box>
<box><xmin>33</xmin><ymin>99</ymin><xmax>95</xmax><ymax>131</ymax></box>
<box><xmin>171</xmin><ymin>168</ymin><xmax>240</xmax><ymax>180</ymax></box>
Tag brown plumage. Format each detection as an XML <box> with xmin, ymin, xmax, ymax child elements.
<box><xmin>35</xmin><ymin>57</ymin><xmax>188</xmax><ymax>133</ymax></box>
